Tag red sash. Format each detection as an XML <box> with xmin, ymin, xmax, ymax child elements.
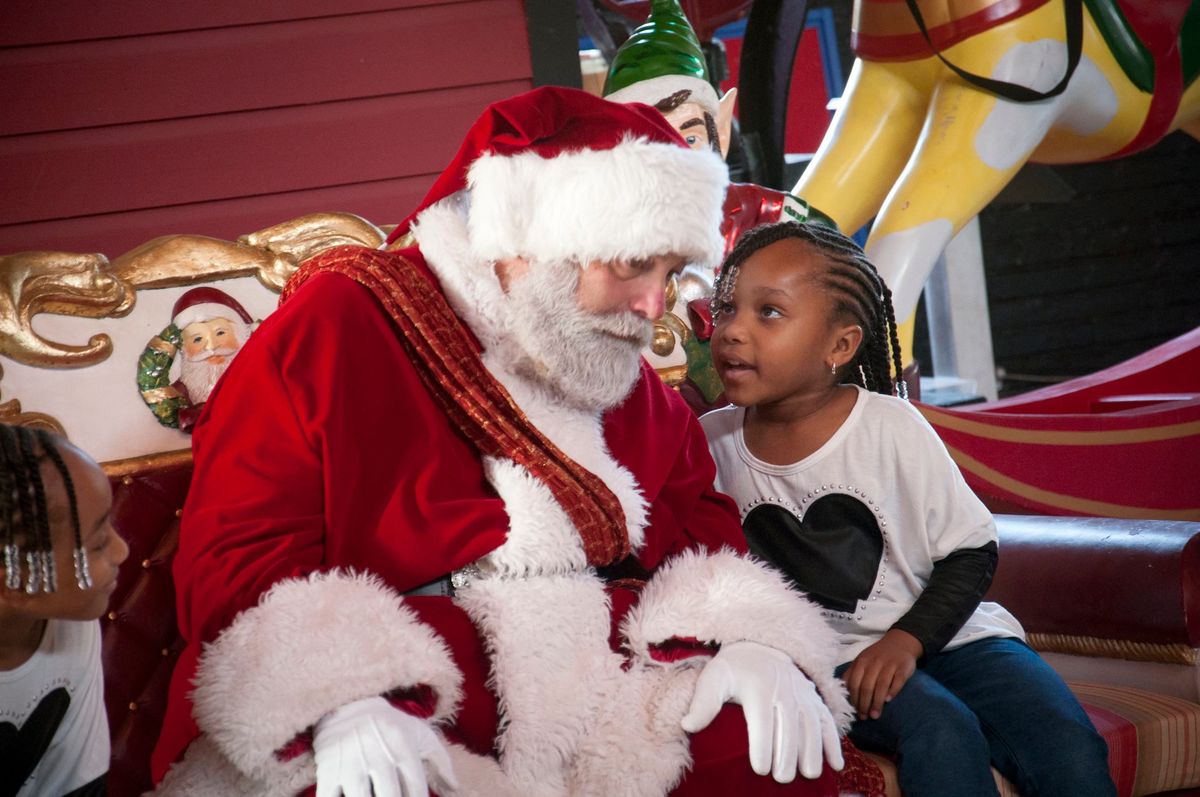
<box><xmin>282</xmin><ymin>245</ymin><xmax>631</xmax><ymax>566</ymax></box>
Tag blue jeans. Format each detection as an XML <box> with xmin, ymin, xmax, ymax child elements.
<box><xmin>836</xmin><ymin>637</ymin><xmax>1115</xmax><ymax>797</ymax></box>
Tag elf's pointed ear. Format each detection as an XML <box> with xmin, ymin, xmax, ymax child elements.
<box><xmin>717</xmin><ymin>88</ymin><xmax>737</xmax><ymax>161</ymax></box>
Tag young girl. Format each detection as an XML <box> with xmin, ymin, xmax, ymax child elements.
<box><xmin>0</xmin><ymin>424</ymin><xmax>128</xmax><ymax>796</ymax></box>
<box><xmin>700</xmin><ymin>221</ymin><xmax>1115</xmax><ymax>797</ymax></box>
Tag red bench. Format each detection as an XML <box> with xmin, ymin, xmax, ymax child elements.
<box><xmin>100</xmin><ymin>454</ymin><xmax>1200</xmax><ymax>796</ymax></box>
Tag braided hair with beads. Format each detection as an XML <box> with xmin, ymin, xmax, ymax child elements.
<box><xmin>0</xmin><ymin>424</ymin><xmax>91</xmax><ymax>594</ymax></box>
<box><xmin>711</xmin><ymin>220</ymin><xmax>907</xmax><ymax>399</ymax></box>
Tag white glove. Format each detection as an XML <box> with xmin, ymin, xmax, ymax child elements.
<box><xmin>681</xmin><ymin>640</ymin><xmax>844</xmax><ymax>782</ymax></box>
<box><xmin>313</xmin><ymin>696</ymin><xmax>459</xmax><ymax>797</ymax></box>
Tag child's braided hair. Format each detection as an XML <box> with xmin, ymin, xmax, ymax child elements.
<box><xmin>711</xmin><ymin>221</ymin><xmax>907</xmax><ymax>398</ymax></box>
<box><xmin>0</xmin><ymin>424</ymin><xmax>90</xmax><ymax>593</ymax></box>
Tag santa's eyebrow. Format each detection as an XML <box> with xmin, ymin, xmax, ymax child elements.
<box><xmin>678</xmin><ymin>117</ymin><xmax>705</xmax><ymax>130</ymax></box>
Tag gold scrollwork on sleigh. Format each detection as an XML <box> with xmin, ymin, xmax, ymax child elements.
<box><xmin>651</xmin><ymin>278</ymin><xmax>691</xmax><ymax>387</ymax></box>
<box><xmin>0</xmin><ymin>397</ymin><xmax>66</xmax><ymax>435</ymax></box>
<box><xmin>0</xmin><ymin>212</ymin><xmax>386</xmax><ymax>369</ymax></box>
<box><xmin>0</xmin><ymin>251</ymin><xmax>133</xmax><ymax>368</ymax></box>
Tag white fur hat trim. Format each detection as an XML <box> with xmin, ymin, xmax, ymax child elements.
<box><xmin>466</xmin><ymin>135</ymin><xmax>728</xmax><ymax>270</ymax></box>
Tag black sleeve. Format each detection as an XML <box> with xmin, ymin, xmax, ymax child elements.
<box><xmin>890</xmin><ymin>541</ymin><xmax>998</xmax><ymax>658</ymax></box>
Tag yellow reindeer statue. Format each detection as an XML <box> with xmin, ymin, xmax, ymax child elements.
<box><xmin>793</xmin><ymin>0</ymin><xmax>1200</xmax><ymax>367</ymax></box>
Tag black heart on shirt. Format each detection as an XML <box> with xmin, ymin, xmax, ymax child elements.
<box><xmin>744</xmin><ymin>494</ymin><xmax>883</xmax><ymax>613</ymax></box>
<box><xmin>0</xmin><ymin>687</ymin><xmax>70</xmax><ymax>797</ymax></box>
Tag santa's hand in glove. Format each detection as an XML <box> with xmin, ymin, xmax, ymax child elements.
<box><xmin>681</xmin><ymin>640</ymin><xmax>844</xmax><ymax>783</ymax></box>
<box><xmin>313</xmin><ymin>696</ymin><xmax>459</xmax><ymax>797</ymax></box>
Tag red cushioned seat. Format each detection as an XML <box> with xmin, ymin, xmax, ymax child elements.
<box><xmin>99</xmin><ymin>462</ymin><xmax>1200</xmax><ymax>797</ymax></box>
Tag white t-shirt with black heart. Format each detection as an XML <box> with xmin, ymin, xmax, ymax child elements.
<box><xmin>701</xmin><ymin>386</ymin><xmax>1024</xmax><ymax>667</ymax></box>
<box><xmin>0</xmin><ymin>618</ymin><xmax>109</xmax><ymax>796</ymax></box>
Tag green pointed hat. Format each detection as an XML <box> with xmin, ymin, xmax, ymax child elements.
<box><xmin>603</xmin><ymin>0</ymin><xmax>720</xmax><ymax>116</ymax></box>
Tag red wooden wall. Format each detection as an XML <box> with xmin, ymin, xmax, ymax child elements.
<box><xmin>0</xmin><ymin>1</ymin><xmax>534</xmax><ymax>257</ymax></box>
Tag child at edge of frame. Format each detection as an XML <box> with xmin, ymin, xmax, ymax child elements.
<box><xmin>698</xmin><ymin>220</ymin><xmax>1116</xmax><ymax>797</ymax></box>
<box><xmin>0</xmin><ymin>424</ymin><xmax>129</xmax><ymax>796</ymax></box>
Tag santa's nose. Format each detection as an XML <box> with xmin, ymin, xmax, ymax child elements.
<box><xmin>628</xmin><ymin>283</ymin><xmax>666</xmax><ymax>321</ymax></box>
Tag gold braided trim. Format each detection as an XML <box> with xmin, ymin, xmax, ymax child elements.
<box><xmin>148</xmin><ymin>337</ymin><xmax>177</xmax><ymax>355</ymax></box>
<box><xmin>102</xmin><ymin>448</ymin><xmax>193</xmax><ymax>478</ymax></box>
<box><xmin>140</xmin><ymin>386</ymin><xmax>182</xmax><ymax>403</ymax></box>
<box><xmin>1027</xmin><ymin>632</ymin><xmax>1198</xmax><ymax>666</ymax></box>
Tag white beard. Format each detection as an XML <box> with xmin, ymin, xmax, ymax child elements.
<box><xmin>179</xmin><ymin>349</ymin><xmax>237</xmax><ymax>403</ymax></box>
<box><xmin>502</xmin><ymin>261</ymin><xmax>650</xmax><ymax>413</ymax></box>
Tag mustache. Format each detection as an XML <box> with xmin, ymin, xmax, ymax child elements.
<box><xmin>184</xmin><ymin>346</ymin><xmax>238</xmax><ymax>363</ymax></box>
<box><xmin>590</xmin><ymin>311</ymin><xmax>651</xmax><ymax>343</ymax></box>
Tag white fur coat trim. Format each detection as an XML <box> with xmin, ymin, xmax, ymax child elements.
<box><xmin>410</xmin><ymin>192</ymin><xmax>507</xmax><ymax>352</ymax></box>
<box><xmin>189</xmin><ymin>570</ymin><xmax>463</xmax><ymax>783</ymax></box>
<box><xmin>454</xmin><ymin>572</ymin><xmax>698</xmax><ymax>796</ymax></box>
<box><xmin>153</xmin><ymin>732</ymin><xmax>493</xmax><ymax>797</ymax></box>
<box><xmin>150</xmin><ymin>735</ymin><xmax>307</xmax><ymax>797</ymax></box>
<box><xmin>475</xmin><ymin>364</ymin><xmax>648</xmax><ymax>568</ymax></box>
<box><xmin>621</xmin><ymin>548</ymin><xmax>854</xmax><ymax>730</ymax></box>
<box><xmin>466</xmin><ymin>135</ymin><xmax>727</xmax><ymax>271</ymax></box>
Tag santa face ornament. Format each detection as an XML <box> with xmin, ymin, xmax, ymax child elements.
<box><xmin>177</xmin><ymin>316</ymin><xmax>246</xmax><ymax>405</ymax></box>
<box><xmin>180</xmin><ymin>317</ymin><xmax>242</xmax><ymax>368</ymax></box>
<box><xmin>136</xmin><ymin>286</ymin><xmax>257</xmax><ymax>432</ymax></box>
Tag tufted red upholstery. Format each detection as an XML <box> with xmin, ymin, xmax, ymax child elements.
<box><xmin>101</xmin><ymin>457</ymin><xmax>192</xmax><ymax>797</ymax></box>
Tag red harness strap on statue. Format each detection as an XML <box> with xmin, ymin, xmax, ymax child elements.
<box><xmin>852</xmin><ymin>0</ymin><xmax>1052</xmax><ymax>61</ymax></box>
<box><xmin>281</xmin><ymin>245</ymin><xmax>631</xmax><ymax>566</ymax></box>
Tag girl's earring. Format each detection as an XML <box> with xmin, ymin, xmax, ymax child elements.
<box><xmin>830</xmin><ymin>362</ymin><xmax>837</xmax><ymax>375</ymax></box>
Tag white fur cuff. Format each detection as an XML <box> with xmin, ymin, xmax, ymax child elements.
<box><xmin>191</xmin><ymin>570</ymin><xmax>463</xmax><ymax>782</ymax></box>
<box><xmin>621</xmin><ymin>549</ymin><xmax>854</xmax><ymax>730</ymax></box>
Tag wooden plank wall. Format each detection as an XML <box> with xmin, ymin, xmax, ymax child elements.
<box><xmin>0</xmin><ymin>1</ymin><xmax>534</xmax><ymax>257</ymax></box>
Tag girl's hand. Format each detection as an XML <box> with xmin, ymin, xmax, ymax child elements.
<box><xmin>841</xmin><ymin>629</ymin><xmax>922</xmax><ymax>720</ymax></box>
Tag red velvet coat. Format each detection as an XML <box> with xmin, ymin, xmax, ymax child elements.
<box><xmin>153</xmin><ymin>263</ymin><xmax>744</xmax><ymax>768</ymax></box>
<box><xmin>150</xmin><ymin>242</ymin><xmax>850</xmax><ymax>797</ymax></box>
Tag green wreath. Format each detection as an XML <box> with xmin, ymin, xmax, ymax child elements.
<box><xmin>137</xmin><ymin>323</ymin><xmax>191</xmax><ymax>429</ymax></box>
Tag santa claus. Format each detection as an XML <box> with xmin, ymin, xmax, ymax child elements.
<box><xmin>151</xmin><ymin>86</ymin><xmax>850</xmax><ymax>797</ymax></box>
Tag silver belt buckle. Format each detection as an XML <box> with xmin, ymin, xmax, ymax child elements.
<box><xmin>450</xmin><ymin>562</ymin><xmax>482</xmax><ymax>592</ymax></box>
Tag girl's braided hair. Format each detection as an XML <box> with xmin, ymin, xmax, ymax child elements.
<box><xmin>1</xmin><ymin>424</ymin><xmax>91</xmax><ymax>593</ymax></box>
<box><xmin>712</xmin><ymin>221</ymin><xmax>907</xmax><ymax>398</ymax></box>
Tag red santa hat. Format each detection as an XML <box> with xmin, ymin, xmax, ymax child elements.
<box><xmin>172</xmin><ymin>287</ymin><xmax>254</xmax><ymax>331</ymax></box>
<box><xmin>388</xmin><ymin>86</ymin><xmax>729</xmax><ymax>269</ymax></box>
